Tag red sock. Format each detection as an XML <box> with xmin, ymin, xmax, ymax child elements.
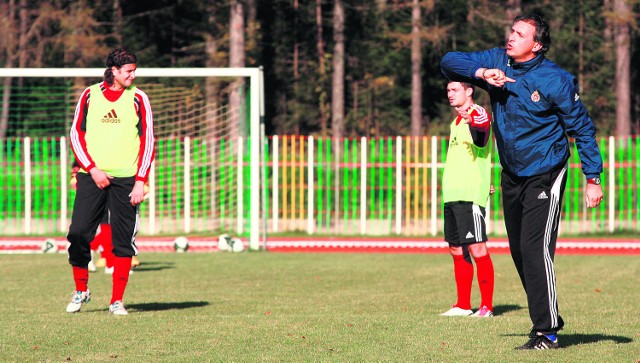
<box><xmin>452</xmin><ymin>254</ymin><xmax>474</xmax><ymax>310</ymax></box>
<box><xmin>110</xmin><ymin>256</ymin><xmax>132</xmax><ymax>304</ymax></box>
<box><xmin>91</xmin><ymin>224</ymin><xmax>109</xmax><ymax>251</ymax></box>
<box><xmin>474</xmin><ymin>254</ymin><xmax>495</xmax><ymax>310</ymax></box>
<box><xmin>89</xmin><ymin>237</ymin><xmax>100</xmax><ymax>251</ymax></box>
<box><xmin>98</xmin><ymin>224</ymin><xmax>115</xmax><ymax>268</ymax></box>
<box><xmin>72</xmin><ymin>266</ymin><xmax>89</xmax><ymax>291</ymax></box>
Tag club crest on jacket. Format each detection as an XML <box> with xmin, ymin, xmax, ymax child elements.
<box><xmin>531</xmin><ymin>90</ymin><xmax>540</xmax><ymax>103</ymax></box>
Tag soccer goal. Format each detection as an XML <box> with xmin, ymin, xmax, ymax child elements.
<box><xmin>0</xmin><ymin>67</ymin><xmax>265</xmax><ymax>250</ymax></box>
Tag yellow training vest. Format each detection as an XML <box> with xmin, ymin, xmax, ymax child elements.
<box><xmin>84</xmin><ymin>84</ymin><xmax>140</xmax><ymax>177</ymax></box>
<box><xmin>442</xmin><ymin>114</ymin><xmax>493</xmax><ymax>207</ymax></box>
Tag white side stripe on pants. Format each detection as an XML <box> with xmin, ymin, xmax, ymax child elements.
<box><xmin>472</xmin><ymin>204</ymin><xmax>484</xmax><ymax>243</ymax></box>
<box><xmin>130</xmin><ymin>205</ymin><xmax>140</xmax><ymax>255</ymax></box>
<box><xmin>543</xmin><ymin>166</ymin><xmax>566</xmax><ymax>329</ymax></box>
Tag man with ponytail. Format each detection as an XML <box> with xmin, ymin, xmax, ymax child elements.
<box><xmin>66</xmin><ymin>48</ymin><xmax>155</xmax><ymax>316</ymax></box>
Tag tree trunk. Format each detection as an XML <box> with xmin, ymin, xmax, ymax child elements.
<box><xmin>229</xmin><ymin>1</ymin><xmax>245</xmax><ymax>74</ymax></box>
<box><xmin>578</xmin><ymin>0</ymin><xmax>584</xmax><ymax>94</ymax></box>
<box><xmin>603</xmin><ymin>0</ymin><xmax>614</xmax><ymax>49</ymax></box>
<box><xmin>293</xmin><ymin>0</ymin><xmax>299</xmax><ymax>91</ymax></box>
<box><xmin>316</xmin><ymin>0</ymin><xmax>328</xmax><ymax>137</ymax></box>
<box><xmin>0</xmin><ymin>77</ymin><xmax>11</xmax><ymax>139</ymax></box>
<box><xmin>18</xmin><ymin>0</ymin><xmax>26</xmax><ymax>68</ymax></box>
<box><xmin>410</xmin><ymin>0</ymin><xmax>422</xmax><ymax>136</ymax></box>
<box><xmin>229</xmin><ymin>0</ymin><xmax>245</xmax><ymax>139</ymax></box>
<box><xmin>293</xmin><ymin>0</ymin><xmax>300</xmax><ymax>136</ymax></box>
<box><xmin>331</xmin><ymin>0</ymin><xmax>345</xmax><ymax>141</ymax></box>
<box><xmin>614</xmin><ymin>0</ymin><xmax>630</xmax><ymax>138</ymax></box>
<box><xmin>0</xmin><ymin>0</ymin><xmax>16</xmax><ymax>139</ymax></box>
<box><xmin>246</xmin><ymin>0</ymin><xmax>257</xmax><ymax>55</ymax></box>
<box><xmin>332</xmin><ymin>0</ymin><xmax>345</xmax><ymax>230</ymax></box>
<box><xmin>205</xmin><ymin>1</ymin><xmax>220</xmax><ymax>129</ymax></box>
<box><xmin>113</xmin><ymin>0</ymin><xmax>122</xmax><ymax>47</ymax></box>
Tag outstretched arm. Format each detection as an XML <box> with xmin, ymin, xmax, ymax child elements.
<box><xmin>475</xmin><ymin>68</ymin><xmax>515</xmax><ymax>88</ymax></box>
<box><xmin>441</xmin><ymin>48</ymin><xmax>514</xmax><ymax>88</ymax></box>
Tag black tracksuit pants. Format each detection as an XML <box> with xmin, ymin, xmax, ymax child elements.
<box><xmin>67</xmin><ymin>173</ymin><xmax>139</xmax><ymax>267</ymax></box>
<box><xmin>501</xmin><ymin>165</ymin><xmax>567</xmax><ymax>335</ymax></box>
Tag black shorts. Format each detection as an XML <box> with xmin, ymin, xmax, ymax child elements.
<box><xmin>444</xmin><ymin>202</ymin><xmax>488</xmax><ymax>246</ymax></box>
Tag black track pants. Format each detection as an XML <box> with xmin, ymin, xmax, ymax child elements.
<box><xmin>501</xmin><ymin>165</ymin><xmax>567</xmax><ymax>334</ymax></box>
<box><xmin>67</xmin><ymin>173</ymin><xmax>139</xmax><ymax>267</ymax></box>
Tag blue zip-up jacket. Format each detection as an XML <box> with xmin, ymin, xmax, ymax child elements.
<box><xmin>441</xmin><ymin>48</ymin><xmax>603</xmax><ymax>180</ymax></box>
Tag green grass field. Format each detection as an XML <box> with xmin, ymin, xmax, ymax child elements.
<box><xmin>0</xmin><ymin>252</ymin><xmax>638</xmax><ymax>362</ymax></box>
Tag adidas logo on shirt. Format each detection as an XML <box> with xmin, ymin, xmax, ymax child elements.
<box><xmin>101</xmin><ymin>109</ymin><xmax>121</xmax><ymax>123</ymax></box>
<box><xmin>537</xmin><ymin>191</ymin><xmax>549</xmax><ymax>200</ymax></box>
<box><xmin>465</xmin><ymin>231</ymin><xmax>474</xmax><ymax>239</ymax></box>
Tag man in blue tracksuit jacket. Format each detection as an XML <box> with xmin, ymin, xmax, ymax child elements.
<box><xmin>441</xmin><ymin>14</ymin><xmax>604</xmax><ymax>350</ymax></box>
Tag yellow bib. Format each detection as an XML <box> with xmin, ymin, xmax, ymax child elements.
<box><xmin>442</xmin><ymin>116</ymin><xmax>493</xmax><ymax>207</ymax></box>
<box><xmin>84</xmin><ymin>84</ymin><xmax>140</xmax><ymax>177</ymax></box>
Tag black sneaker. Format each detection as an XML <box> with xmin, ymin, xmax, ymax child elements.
<box><xmin>516</xmin><ymin>333</ymin><xmax>558</xmax><ymax>350</ymax></box>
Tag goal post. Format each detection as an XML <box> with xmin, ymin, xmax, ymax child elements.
<box><xmin>0</xmin><ymin>67</ymin><xmax>264</xmax><ymax>251</ymax></box>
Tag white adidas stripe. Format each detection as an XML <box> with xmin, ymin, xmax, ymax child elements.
<box><xmin>472</xmin><ymin>204</ymin><xmax>484</xmax><ymax>242</ymax></box>
<box><xmin>543</xmin><ymin>166</ymin><xmax>566</xmax><ymax>329</ymax></box>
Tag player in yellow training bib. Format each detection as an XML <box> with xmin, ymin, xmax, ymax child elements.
<box><xmin>439</xmin><ymin>81</ymin><xmax>495</xmax><ymax>318</ymax></box>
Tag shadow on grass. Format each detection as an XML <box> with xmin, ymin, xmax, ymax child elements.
<box><xmin>131</xmin><ymin>261</ymin><xmax>175</xmax><ymax>272</ymax></box>
<box><xmin>503</xmin><ymin>332</ymin><xmax>633</xmax><ymax>348</ymax></box>
<box><xmin>492</xmin><ymin>304</ymin><xmax>523</xmax><ymax>316</ymax></box>
<box><xmin>559</xmin><ymin>333</ymin><xmax>633</xmax><ymax>348</ymax></box>
<box><xmin>127</xmin><ymin>301</ymin><xmax>210</xmax><ymax>312</ymax></box>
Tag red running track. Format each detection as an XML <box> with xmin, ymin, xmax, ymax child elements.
<box><xmin>1</xmin><ymin>236</ymin><xmax>640</xmax><ymax>255</ymax></box>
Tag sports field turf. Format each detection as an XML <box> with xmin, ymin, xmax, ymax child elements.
<box><xmin>0</xmin><ymin>252</ymin><xmax>638</xmax><ymax>362</ymax></box>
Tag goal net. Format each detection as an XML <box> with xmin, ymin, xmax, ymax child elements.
<box><xmin>0</xmin><ymin>68</ymin><xmax>263</xmax><ymax>250</ymax></box>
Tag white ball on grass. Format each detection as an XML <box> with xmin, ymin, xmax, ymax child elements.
<box><xmin>217</xmin><ymin>233</ymin><xmax>231</xmax><ymax>252</ymax></box>
<box><xmin>41</xmin><ymin>238</ymin><xmax>58</xmax><ymax>254</ymax></box>
<box><xmin>230</xmin><ymin>238</ymin><xmax>245</xmax><ymax>253</ymax></box>
<box><xmin>174</xmin><ymin>236</ymin><xmax>189</xmax><ymax>253</ymax></box>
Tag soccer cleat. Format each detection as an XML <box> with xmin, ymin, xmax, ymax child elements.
<box><xmin>109</xmin><ymin>300</ymin><xmax>128</xmax><ymax>316</ymax></box>
<box><xmin>440</xmin><ymin>306</ymin><xmax>473</xmax><ymax>316</ymax></box>
<box><xmin>471</xmin><ymin>306</ymin><xmax>493</xmax><ymax>317</ymax></box>
<box><xmin>66</xmin><ymin>290</ymin><xmax>91</xmax><ymax>313</ymax></box>
<box><xmin>516</xmin><ymin>333</ymin><xmax>558</xmax><ymax>350</ymax></box>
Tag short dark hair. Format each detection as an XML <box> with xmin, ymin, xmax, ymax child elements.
<box><xmin>103</xmin><ymin>48</ymin><xmax>137</xmax><ymax>85</ymax></box>
<box><xmin>460</xmin><ymin>81</ymin><xmax>474</xmax><ymax>95</ymax></box>
<box><xmin>447</xmin><ymin>78</ymin><xmax>476</xmax><ymax>97</ymax></box>
<box><xmin>513</xmin><ymin>13</ymin><xmax>551</xmax><ymax>54</ymax></box>
<box><xmin>449</xmin><ymin>80</ymin><xmax>475</xmax><ymax>97</ymax></box>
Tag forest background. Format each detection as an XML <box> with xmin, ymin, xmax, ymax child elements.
<box><xmin>1</xmin><ymin>0</ymin><xmax>639</xmax><ymax>140</ymax></box>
